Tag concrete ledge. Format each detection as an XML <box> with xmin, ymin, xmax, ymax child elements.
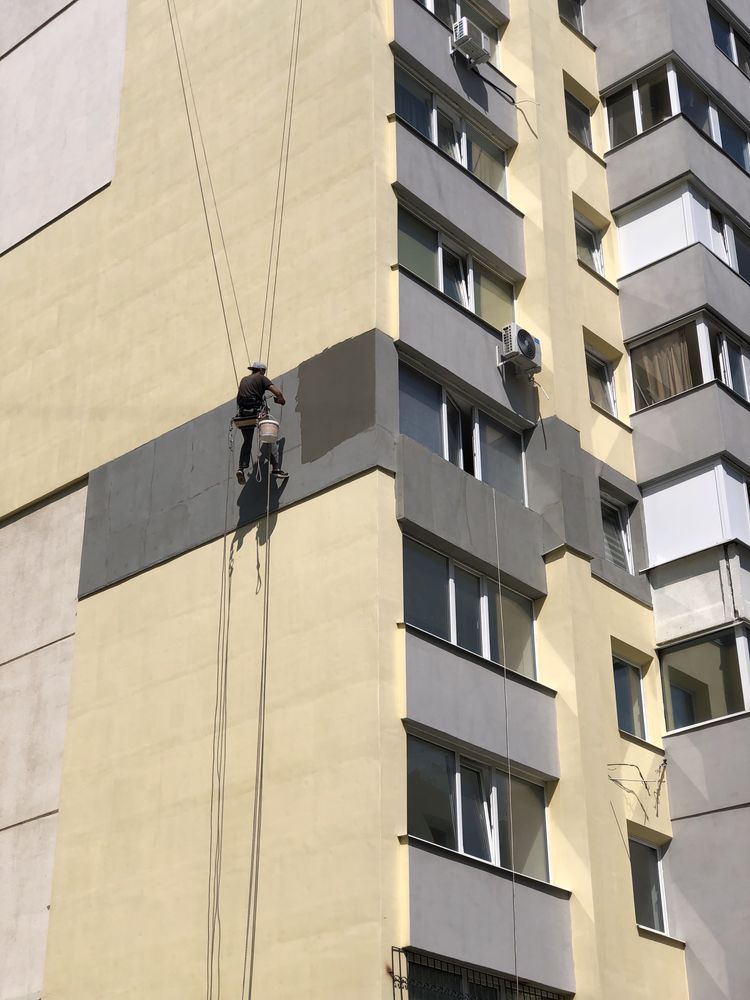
<box><xmin>394</xmin><ymin>121</ymin><xmax>525</xmax><ymax>281</ymax></box>
<box><xmin>407</xmin><ymin>840</ymin><xmax>575</xmax><ymax>994</ymax></box>
<box><xmin>405</xmin><ymin>629</ymin><xmax>559</xmax><ymax>778</ymax></box>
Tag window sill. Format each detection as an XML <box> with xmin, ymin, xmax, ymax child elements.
<box><xmin>662</xmin><ymin>707</ymin><xmax>750</xmax><ymax>740</ymax></box>
<box><xmin>559</xmin><ymin>14</ymin><xmax>596</xmax><ymax>50</ymax></box>
<box><xmin>577</xmin><ymin>258</ymin><xmax>619</xmax><ymax>293</ymax></box>
<box><xmin>590</xmin><ymin>401</ymin><xmax>632</xmax><ymax>432</ymax></box>
<box><xmin>636</xmin><ymin>925</ymin><xmax>686</xmax><ymax>949</ymax></box>
<box><xmin>399</xmin><ymin>621</ymin><xmax>557</xmax><ymax>696</ymax></box>
<box><xmin>399</xmin><ymin>834</ymin><xmax>572</xmax><ymax>898</ymax></box>
<box><xmin>618</xmin><ymin>729</ymin><xmax>665</xmax><ymax>755</ymax></box>
<box><xmin>568</xmin><ymin>131</ymin><xmax>607</xmax><ymax>167</ymax></box>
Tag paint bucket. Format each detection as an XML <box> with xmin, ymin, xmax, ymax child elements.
<box><xmin>257</xmin><ymin>417</ymin><xmax>280</xmax><ymax>445</ymax></box>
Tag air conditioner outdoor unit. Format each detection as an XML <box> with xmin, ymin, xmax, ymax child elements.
<box><xmin>498</xmin><ymin>324</ymin><xmax>542</xmax><ymax>376</ymax></box>
<box><xmin>452</xmin><ymin>17</ymin><xmax>492</xmax><ymax>65</ymax></box>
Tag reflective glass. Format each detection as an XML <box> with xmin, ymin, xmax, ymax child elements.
<box><xmin>726</xmin><ymin>339</ymin><xmax>748</xmax><ymax>399</ymax></box>
<box><xmin>454</xmin><ymin>566</ymin><xmax>482</xmax><ymax>654</ymax></box>
<box><xmin>460</xmin><ymin>765</ymin><xmax>492</xmax><ymax>860</ymax></box>
<box><xmin>710</xmin><ymin>7</ymin><xmax>733</xmax><ymax>58</ymax></box>
<box><xmin>631</xmin><ymin>324</ymin><xmax>703</xmax><ymax>409</ymax></box>
<box><xmin>575</xmin><ymin>219</ymin><xmax>602</xmax><ymax>273</ymax></box>
<box><xmin>473</xmin><ymin>264</ymin><xmax>513</xmax><ymax>330</ymax></box>
<box><xmin>442</xmin><ymin>249</ymin><xmax>469</xmax><ymax>307</ymax></box>
<box><xmin>477</xmin><ymin>412</ymin><xmax>524</xmax><ymax>502</ymax></box>
<box><xmin>629</xmin><ymin>840</ymin><xmax>664</xmax><ymax>931</ymax></box>
<box><xmin>436</xmin><ymin>108</ymin><xmax>461</xmax><ymax>161</ymax></box>
<box><xmin>466</xmin><ymin>125</ymin><xmax>506</xmax><ymax>194</ymax></box>
<box><xmin>403</xmin><ymin>539</ymin><xmax>450</xmax><ymax>639</ymax></box>
<box><xmin>734</xmin><ymin>226</ymin><xmax>750</xmax><ymax>282</ymax></box>
<box><xmin>398</xmin><ymin>209</ymin><xmax>438</xmax><ymax>286</ymax></box>
<box><xmin>677</xmin><ymin>75</ymin><xmax>711</xmax><ymax>136</ymax></box>
<box><xmin>607</xmin><ymin>85</ymin><xmax>638</xmax><ymax>146</ymax></box>
<box><xmin>501</xmin><ymin>589</ymin><xmax>535</xmax><ymax>678</ymax></box>
<box><xmin>565</xmin><ymin>91</ymin><xmax>592</xmax><ymax>148</ymax></box>
<box><xmin>407</xmin><ymin>737</ymin><xmax>457</xmax><ymax>849</ymax></box>
<box><xmin>601</xmin><ymin>501</ymin><xmax>630</xmax><ymax>571</ymax></box>
<box><xmin>497</xmin><ymin>773</ymin><xmax>548</xmax><ymax>880</ymax></box>
<box><xmin>586</xmin><ymin>353</ymin><xmax>615</xmax><ymax>413</ymax></box>
<box><xmin>558</xmin><ymin>0</ymin><xmax>584</xmax><ymax>32</ymax></box>
<box><xmin>395</xmin><ymin>67</ymin><xmax>432</xmax><ymax>140</ymax></box>
<box><xmin>662</xmin><ymin>632</ymin><xmax>745</xmax><ymax>729</ymax></box>
<box><xmin>718</xmin><ymin>109</ymin><xmax>749</xmax><ymax>170</ymax></box>
<box><xmin>613</xmin><ymin>659</ymin><xmax>645</xmax><ymax>739</ymax></box>
<box><xmin>446</xmin><ymin>396</ymin><xmax>462</xmax><ymax>467</ymax></box>
<box><xmin>638</xmin><ymin>67</ymin><xmax>673</xmax><ymax>131</ymax></box>
<box><xmin>736</xmin><ymin>33</ymin><xmax>750</xmax><ymax>75</ymax></box>
<box><xmin>399</xmin><ymin>365</ymin><xmax>443</xmax><ymax>456</ymax></box>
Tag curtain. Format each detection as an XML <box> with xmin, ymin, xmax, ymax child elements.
<box><xmin>631</xmin><ymin>327</ymin><xmax>694</xmax><ymax>408</ymax></box>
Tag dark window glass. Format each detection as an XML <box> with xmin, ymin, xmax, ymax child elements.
<box><xmin>460</xmin><ymin>764</ymin><xmax>492</xmax><ymax>860</ymax></box>
<box><xmin>477</xmin><ymin>412</ymin><xmax>524</xmax><ymax>503</ymax></box>
<box><xmin>631</xmin><ymin>324</ymin><xmax>703</xmax><ymax>409</ymax></box>
<box><xmin>433</xmin><ymin>0</ymin><xmax>456</xmax><ymax>25</ymax></box>
<box><xmin>454</xmin><ymin>566</ymin><xmax>482</xmax><ymax>654</ymax></box>
<box><xmin>586</xmin><ymin>352</ymin><xmax>615</xmax><ymax>414</ymax></box>
<box><xmin>558</xmin><ymin>0</ymin><xmax>584</xmax><ymax>32</ymax></box>
<box><xmin>638</xmin><ymin>67</ymin><xmax>673</xmax><ymax>131</ymax></box>
<box><xmin>608</xmin><ymin>85</ymin><xmax>637</xmax><ymax>146</ymax></box>
<box><xmin>395</xmin><ymin>67</ymin><xmax>432</xmax><ymax>140</ymax></box>
<box><xmin>497</xmin><ymin>772</ymin><xmax>548</xmax><ymax>880</ymax></box>
<box><xmin>601</xmin><ymin>501</ymin><xmax>630</xmax><ymax>572</ymax></box>
<box><xmin>677</xmin><ymin>75</ymin><xmax>711</xmax><ymax>136</ymax></box>
<box><xmin>575</xmin><ymin>218</ymin><xmax>602</xmax><ymax>273</ymax></box>
<box><xmin>486</xmin><ymin>582</ymin><xmax>535</xmax><ymax>677</ymax></box>
<box><xmin>736</xmin><ymin>33</ymin><xmax>750</xmax><ymax>76</ymax></box>
<box><xmin>399</xmin><ymin>366</ymin><xmax>443</xmax><ymax>456</ymax></box>
<box><xmin>398</xmin><ymin>208</ymin><xmax>438</xmax><ymax>286</ymax></box>
<box><xmin>662</xmin><ymin>632</ymin><xmax>745</xmax><ymax>729</ymax></box>
<box><xmin>718</xmin><ymin>109</ymin><xmax>749</xmax><ymax>170</ymax></box>
<box><xmin>613</xmin><ymin>658</ymin><xmax>645</xmax><ymax>738</ymax></box>
<box><xmin>442</xmin><ymin>248</ymin><xmax>469</xmax><ymax>307</ymax></box>
<box><xmin>403</xmin><ymin>539</ymin><xmax>450</xmax><ymax>639</ymax></box>
<box><xmin>734</xmin><ymin>226</ymin><xmax>750</xmax><ymax>282</ymax></box>
<box><xmin>565</xmin><ymin>91</ymin><xmax>592</xmax><ymax>148</ymax></box>
<box><xmin>710</xmin><ymin>7</ymin><xmax>733</xmax><ymax>58</ymax></box>
<box><xmin>629</xmin><ymin>840</ymin><xmax>664</xmax><ymax>931</ymax></box>
<box><xmin>670</xmin><ymin>685</ymin><xmax>696</xmax><ymax>729</ymax></box>
<box><xmin>407</xmin><ymin>737</ymin><xmax>457</xmax><ymax>849</ymax></box>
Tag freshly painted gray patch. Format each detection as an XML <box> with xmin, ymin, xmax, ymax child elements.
<box><xmin>405</xmin><ymin>630</ymin><xmax>559</xmax><ymax>778</ymax></box>
<box><xmin>396</xmin><ymin>435</ymin><xmax>547</xmax><ymax>596</ymax></box>
<box><xmin>408</xmin><ymin>841</ymin><xmax>575</xmax><ymax>994</ymax></box>
<box><xmin>78</xmin><ymin>331</ymin><xmax>399</xmax><ymax>598</ymax></box>
<box><xmin>394</xmin><ymin>122</ymin><xmax>525</xmax><ymax>281</ymax></box>
<box><xmin>663</xmin><ymin>806</ymin><xmax>750</xmax><ymax>1000</ymax></box>
<box><xmin>392</xmin><ymin>0</ymin><xmax>517</xmax><ymax>148</ymax></box>
<box><xmin>631</xmin><ymin>381</ymin><xmax>750</xmax><ymax>486</ymax></box>
<box><xmin>0</xmin><ymin>0</ymin><xmax>126</xmax><ymax>253</ymax></box>
<box><xmin>398</xmin><ymin>270</ymin><xmax>537</xmax><ymax>426</ymax></box>
<box><xmin>619</xmin><ymin>244</ymin><xmax>750</xmax><ymax>343</ymax></box>
<box><xmin>664</xmin><ymin>712</ymin><xmax>750</xmax><ymax>818</ymax></box>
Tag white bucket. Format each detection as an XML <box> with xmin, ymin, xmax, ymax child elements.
<box><xmin>257</xmin><ymin>417</ymin><xmax>280</xmax><ymax>445</ymax></box>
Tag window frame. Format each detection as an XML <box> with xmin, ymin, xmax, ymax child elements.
<box><xmin>402</xmin><ymin>535</ymin><xmax>537</xmax><ymax>674</ymax></box>
<box><xmin>565</xmin><ymin>89</ymin><xmax>593</xmax><ymax>150</ymax></box>
<box><xmin>709</xmin><ymin>4</ymin><xmax>750</xmax><ymax>79</ymax></box>
<box><xmin>399</xmin><ymin>362</ymin><xmax>527</xmax><ymax>503</ymax></box>
<box><xmin>407</xmin><ymin>732</ymin><xmax>550</xmax><ymax>880</ymax></box>
<box><xmin>605</xmin><ymin>62</ymin><xmax>679</xmax><ymax>150</ymax></box>
<box><xmin>585</xmin><ymin>349</ymin><xmax>617</xmax><ymax>415</ymax></box>
<box><xmin>575</xmin><ymin>213</ymin><xmax>605</xmax><ymax>274</ymax></box>
<box><xmin>628</xmin><ymin>837</ymin><xmax>668</xmax><ymax>933</ymax></box>
<box><xmin>613</xmin><ymin>656</ymin><xmax>647</xmax><ymax>740</ymax></box>
<box><xmin>629</xmin><ymin>319</ymin><xmax>706</xmax><ymax>411</ymax></box>
<box><xmin>600</xmin><ymin>496</ymin><xmax>634</xmax><ymax>573</ymax></box>
<box><xmin>395</xmin><ymin>64</ymin><xmax>508</xmax><ymax>197</ymax></box>
<box><xmin>558</xmin><ymin>0</ymin><xmax>585</xmax><ymax>34</ymax></box>
<box><xmin>712</xmin><ymin>324</ymin><xmax>750</xmax><ymax>400</ymax></box>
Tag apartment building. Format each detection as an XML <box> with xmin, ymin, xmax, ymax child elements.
<box><xmin>0</xmin><ymin>2</ymin><xmax>746</xmax><ymax>1000</ymax></box>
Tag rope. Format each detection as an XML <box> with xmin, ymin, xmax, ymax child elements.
<box><xmin>257</xmin><ymin>0</ymin><xmax>304</xmax><ymax>369</ymax></box>
<box><xmin>166</xmin><ymin>0</ymin><xmax>247</xmax><ymax>384</ymax></box>
<box><xmin>491</xmin><ymin>489</ymin><xmax>521</xmax><ymax>1000</ymax></box>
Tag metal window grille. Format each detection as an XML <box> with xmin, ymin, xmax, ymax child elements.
<box><xmin>391</xmin><ymin>948</ymin><xmax>571</xmax><ymax>1000</ymax></box>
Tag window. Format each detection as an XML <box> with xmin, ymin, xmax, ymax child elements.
<box><xmin>403</xmin><ymin>538</ymin><xmax>536</xmax><ymax>675</ymax></box>
<box><xmin>607</xmin><ymin>84</ymin><xmax>639</xmax><ymax>146</ymax></box>
<box><xmin>407</xmin><ymin>734</ymin><xmax>549</xmax><ymax>880</ymax></box>
<box><xmin>600</xmin><ymin>497</ymin><xmax>632</xmax><ymax>572</ymax></box>
<box><xmin>717</xmin><ymin>108</ymin><xmax>750</xmax><ymax>170</ymax></box>
<box><xmin>710</xmin><ymin>324</ymin><xmax>750</xmax><ymax>401</ymax></box>
<box><xmin>613</xmin><ymin>658</ymin><xmax>646</xmax><ymax>739</ymax></box>
<box><xmin>575</xmin><ymin>215</ymin><xmax>604</xmax><ymax>274</ymax></box>
<box><xmin>629</xmin><ymin>839</ymin><xmax>666</xmax><ymax>932</ymax></box>
<box><xmin>677</xmin><ymin>75</ymin><xmax>711</xmax><ymax>137</ymax></box>
<box><xmin>586</xmin><ymin>350</ymin><xmax>616</xmax><ymax>415</ymax></box>
<box><xmin>400</xmin><ymin>951</ymin><xmax>569</xmax><ymax>1000</ymax></box>
<box><xmin>394</xmin><ymin>67</ymin><xmax>507</xmax><ymax>195</ymax></box>
<box><xmin>638</xmin><ymin>66</ymin><xmax>673</xmax><ymax>131</ymax></box>
<box><xmin>630</xmin><ymin>323</ymin><xmax>703</xmax><ymax>409</ymax></box>
<box><xmin>606</xmin><ymin>65</ymin><xmax>675</xmax><ymax>148</ymax></box>
<box><xmin>565</xmin><ymin>91</ymin><xmax>592</xmax><ymax>149</ymax></box>
<box><xmin>709</xmin><ymin>5</ymin><xmax>750</xmax><ymax>78</ymax></box>
<box><xmin>661</xmin><ymin>630</ymin><xmax>746</xmax><ymax>729</ymax></box>
<box><xmin>399</xmin><ymin>365</ymin><xmax>525</xmax><ymax>501</ymax></box>
<box><xmin>558</xmin><ymin>0</ymin><xmax>584</xmax><ymax>33</ymax></box>
<box><xmin>397</xmin><ymin>208</ymin><xmax>514</xmax><ymax>329</ymax></box>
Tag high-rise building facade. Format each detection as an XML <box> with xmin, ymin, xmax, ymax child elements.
<box><xmin>0</xmin><ymin>2</ymin><xmax>747</xmax><ymax>1000</ymax></box>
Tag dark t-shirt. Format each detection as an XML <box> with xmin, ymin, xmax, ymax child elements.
<box><xmin>237</xmin><ymin>373</ymin><xmax>271</xmax><ymax>411</ymax></box>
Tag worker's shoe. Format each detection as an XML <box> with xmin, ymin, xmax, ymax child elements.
<box><xmin>236</xmin><ymin>469</ymin><xmax>246</xmax><ymax>484</ymax></box>
<box><xmin>271</xmin><ymin>469</ymin><xmax>289</xmax><ymax>480</ymax></box>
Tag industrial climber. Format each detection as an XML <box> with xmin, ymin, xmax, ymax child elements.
<box><xmin>235</xmin><ymin>361</ymin><xmax>289</xmax><ymax>484</ymax></box>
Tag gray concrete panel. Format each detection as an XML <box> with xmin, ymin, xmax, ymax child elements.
<box><xmin>405</xmin><ymin>630</ymin><xmax>559</xmax><ymax>778</ymax></box>
<box><xmin>663</xmin><ymin>806</ymin><xmax>750</xmax><ymax>1000</ymax></box>
<box><xmin>79</xmin><ymin>331</ymin><xmax>400</xmax><ymax>598</ymax></box>
<box><xmin>607</xmin><ymin>116</ymin><xmax>750</xmax><ymax>220</ymax></box>
<box><xmin>0</xmin><ymin>814</ymin><xmax>57</xmax><ymax>1000</ymax></box>
<box><xmin>664</xmin><ymin>712</ymin><xmax>750</xmax><ymax>818</ymax></box>
<box><xmin>394</xmin><ymin>122</ymin><xmax>525</xmax><ymax>280</ymax></box>
<box><xmin>396</xmin><ymin>435</ymin><xmax>547</xmax><ymax>596</ymax></box>
<box><xmin>392</xmin><ymin>0</ymin><xmax>517</xmax><ymax>147</ymax></box>
<box><xmin>0</xmin><ymin>640</ymin><xmax>73</xmax><ymax>830</ymax></box>
<box><xmin>0</xmin><ymin>0</ymin><xmax>73</xmax><ymax>56</ymax></box>
<box><xmin>408</xmin><ymin>841</ymin><xmax>575</xmax><ymax>994</ymax></box>
<box><xmin>631</xmin><ymin>381</ymin><xmax>750</xmax><ymax>485</ymax></box>
<box><xmin>398</xmin><ymin>270</ymin><xmax>537</xmax><ymax>425</ymax></box>
<box><xmin>619</xmin><ymin>243</ymin><xmax>750</xmax><ymax>342</ymax></box>
<box><xmin>0</xmin><ymin>0</ymin><xmax>127</xmax><ymax>253</ymax></box>
<box><xmin>0</xmin><ymin>484</ymin><xmax>87</xmax><ymax>666</ymax></box>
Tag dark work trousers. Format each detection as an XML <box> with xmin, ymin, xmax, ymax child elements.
<box><xmin>238</xmin><ymin>419</ymin><xmax>279</xmax><ymax>471</ymax></box>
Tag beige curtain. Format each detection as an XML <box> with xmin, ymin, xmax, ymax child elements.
<box><xmin>632</xmin><ymin>328</ymin><xmax>693</xmax><ymax>408</ymax></box>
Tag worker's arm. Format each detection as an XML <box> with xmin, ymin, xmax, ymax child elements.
<box><xmin>268</xmin><ymin>382</ymin><xmax>286</xmax><ymax>405</ymax></box>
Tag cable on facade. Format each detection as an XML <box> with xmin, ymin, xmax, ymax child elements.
<box><xmin>492</xmin><ymin>488</ymin><xmax>522</xmax><ymax>1000</ymax></box>
<box><xmin>166</xmin><ymin>0</ymin><xmax>251</xmax><ymax>385</ymax></box>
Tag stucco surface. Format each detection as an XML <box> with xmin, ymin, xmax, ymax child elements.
<box><xmin>664</xmin><ymin>712</ymin><xmax>750</xmax><ymax>818</ymax></box>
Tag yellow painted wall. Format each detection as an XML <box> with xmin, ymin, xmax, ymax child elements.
<box><xmin>0</xmin><ymin>0</ymin><xmax>396</xmax><ymax>521</ymax></box>
<box><xmin>43</xmin><ymin>471</ymin><xmax>405</xmax><ymax>1000</ymax></box>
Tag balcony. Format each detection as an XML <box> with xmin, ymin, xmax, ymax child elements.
<box><xmin>391</xmin><ymin>0</ymin><xmax>517</xmax><ymax>146</ymax></box>
<box><xmin>393</xmin><ymin>120</ymin><xmax>525</xmax><ymax>280</ymax></box>
<box><xmin>631</xmin><ymin>379</ymin><xmax>750</xmax><ymax>484</ymax></box>
<box><xmin>607</xmin><ymin>115</ymin><xmax>750</xmax><ymax>223</ymax></box>
<box><xmin>619</xmin><ymin>243</ymin><xmax>750</xmax><ymax>342</ymax></box>
<box><xmin>407</xmin><ymin>840</ymin><xmax>575</xmax><ymax>994</ymax></box>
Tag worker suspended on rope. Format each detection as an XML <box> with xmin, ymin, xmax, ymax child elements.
<box><xmin>235</xmin><ymin>361</ymin><xmax>288</xmax><ymax>484</ymax></box>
